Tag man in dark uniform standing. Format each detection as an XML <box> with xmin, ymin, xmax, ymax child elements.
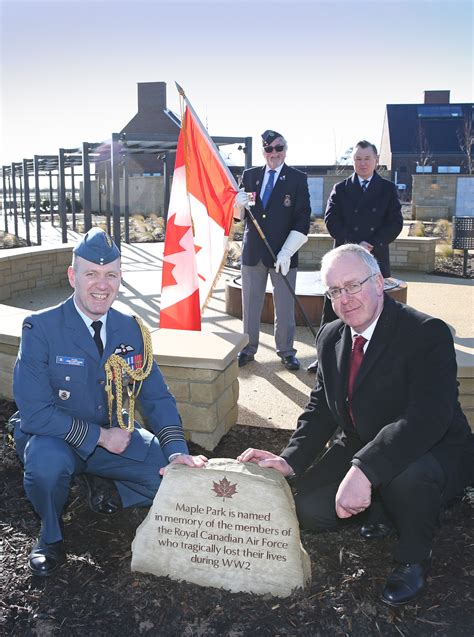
<box><xmin>12</xmin><ymin>228</ymin><xmax>207</xmax><ymax>576</ymax></box>
<box><xmin>234</xmin><ymin>130</ymin><xmax>311</xmax><ymax>371</ymax></box>
<box><xmin>307</xmin><ymin>140</ymin><xmax>403</xmax><ymax>372</ymax></box>
<box><xmin>239</xmin><ymin>244</ymin><xmax>474</xmax><ymax>606</ymax></box>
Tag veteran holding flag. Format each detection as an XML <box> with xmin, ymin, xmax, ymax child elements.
<box><xmin>234</xmin><ymin>130</ymin><xmax>311</xmax><ymax>371</ymax></box>
<box><xmin>12</xmin><ymin>228</ymin><xmax>206</xmax><ymax>577</ymax></box>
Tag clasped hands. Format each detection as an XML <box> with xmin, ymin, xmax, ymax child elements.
<box><xmin>237</xmin><ymin>448</ymin><xmax>372</xmax><ymax>519</ymax></box>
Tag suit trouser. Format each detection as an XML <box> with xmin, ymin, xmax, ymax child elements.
<box><xmin>241</xmin><ymin>262</ymin><xmax>297</xmax><ymax>358</ymax></box>
<box><xmin>15</xmin><ymin>430</ymin><xmax>166</xmax><ymax>544</ymax></box>
<box><xmin>292</xmin><ymin>434</ymin><xmax>447</xmax><ymax>563</ymax></box>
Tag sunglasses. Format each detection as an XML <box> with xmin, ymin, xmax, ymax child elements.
<box><xmin>263</xmin><ymin>144</ymin><xmax>285</xmax><ymax>153</ymax></box>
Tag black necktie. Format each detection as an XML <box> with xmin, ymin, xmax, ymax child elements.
<box><xmin>91</xmin><ymin>320</ymin><xmax>103</xmax><ymax>356</ymax></box>
<box><xmin>361</xmin><ymin>179</ymin><xmax>369</xmax><ymax>192</ymax></box>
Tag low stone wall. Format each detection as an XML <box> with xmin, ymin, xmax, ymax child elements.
<box><xmin>0</xmin><ymin>245</ymin><xmax>72</xmax><ymax>302</ymax></box>
<box><xmin>0</xmin><ymin>243</ymin><xmax>248</xmax><ymax>449</ymax></box>
<box><xmin>414</xmin><ymin>205</ymin><xmax>449</xmax><ymax>221</ymax></box>
<box><xmin>0</xmin><ymin>315</ymin><xmax>246</xmax><ymax>450</ymax></box>
<box><xmin>299</xmin><ymin>235</ymin><xmax>438</xmax><ymax>273</ymax></box>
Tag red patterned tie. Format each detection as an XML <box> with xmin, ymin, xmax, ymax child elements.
<box><xmin>347</xmin><ymin>335</ymin><xmax>367</xmax><ymax>423</ymax></box>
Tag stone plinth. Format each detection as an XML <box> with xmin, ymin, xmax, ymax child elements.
<box><xmin>131</xmin><ymin>459</ymin><xmax>311</xmax><ymax>597</ymax></box>
<box><xmin>151</xmin><ymin>329</ymin><xmax>248</xmax><ymax>450</ymax></box>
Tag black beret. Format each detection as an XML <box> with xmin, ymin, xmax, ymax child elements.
<box><xmin>261</xmin><ymin>130</ymin><xmax>283</xmax><ymax>145</ymax></box>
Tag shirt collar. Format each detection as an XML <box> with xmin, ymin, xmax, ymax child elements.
<box><xmin>73</xmin><ymin>297</ymin><xmax>108</xmax><ymax>330</ymax></box>
<box><xmin>350</xmin><ymin>309</ymin><xmax>382</xmax><ymax>344</ymax></box>
<box><xmin>265</xmin><ymin>163</ymin><xmax>284</xmax><ymax>179</ymax></box>
<box><xmin>358</xmin><ymin>175</ymin><xmax>373</xmax><ymax>187</ymax></box>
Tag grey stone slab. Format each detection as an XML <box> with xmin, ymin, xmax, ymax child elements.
<box><xmin>131</xmin><ymin>458</ymin><xmax>311</xmax><ymax>597</ymax></box>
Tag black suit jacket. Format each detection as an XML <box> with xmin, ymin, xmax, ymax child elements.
<box><xmin>324</xmin><ymin>172</ymin><xmax>403</xmax><ymax>277</ymax></box>
<box><xmin>240</xmin><ymin>164</ymin><xmax>311</xmax><ymax>268</ymax></box>
<box><xmin>281</xmin><ymin>296</ymin><xmax>474</xmax><ymax>494</ymax></box>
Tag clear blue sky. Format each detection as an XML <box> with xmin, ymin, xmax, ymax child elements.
<box><xmin>1</xmin><ymin>0</ymin><xmax>472</xmax><ymax>168</ymax></box>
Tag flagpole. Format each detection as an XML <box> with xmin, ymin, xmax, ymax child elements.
<box><xmin>244</xmin><ymin>205</ymin><xmax>317</xmax><ymax>339</ymax></box>
<box><xmin>174</xmin><ymin>82</ymin><xmax>316</xmax><ymax>339</ymax></box>
<box><xmin>175</xmin><ymin>82</ymin><xmax>239</xmax><ymax>189</ymax></box>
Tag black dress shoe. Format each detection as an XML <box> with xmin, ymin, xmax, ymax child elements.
<box><xmin>359</xmin><ymin>522</ymin><xmax>393</xmax><ymax>540</ymax></box>
<box><xmin>307</xmin><ymin>359</ymin><xmax>318</xmax><ymax>373</ymax></box>
<box><xmin>237</xmin><ymin>352</ymin><xmax>254</xmax><ymax>367</ymax></box>
<box><xmin>28</xmin><ymin>539</ymin><xmax>64</xmax><ymax>577</ymax></box>
<box><xmin>381</xmin><ymin>557</ymin><xmax>431</xmax><ymax>606</ymax></box>
<box><xmin>79</xmin><ymin>474</ymin><xmax>122</xmax><ymax>515</ymax></box>
<box><xmin>282</xmin><ymin>355</ymin><xmax>300</xmax><ymax>371</ymax></box>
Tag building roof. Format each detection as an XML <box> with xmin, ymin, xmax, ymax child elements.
<box><xmin>385</xmin><ymin>102</ymin><xmax>473</xmax><ymax>154</ymax></box>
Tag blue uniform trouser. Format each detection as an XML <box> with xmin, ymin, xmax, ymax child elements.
<box><xmin>15</xmin><ymin>428</ymin><xmax>167</xmax><ymax>544</ymax></box>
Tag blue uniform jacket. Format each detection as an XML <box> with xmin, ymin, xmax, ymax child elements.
<box><xmin>240</xmin><ymin>164</ymin><xmax>311</xmax><ymax>268</ymax></box>
<box><xmin>324</xmin><ymin>171</ymin><xmax>403</xmax><ymax>277</ymax></box>
<box><xmin>13</xmin><ymin>296</ymin><xmax>188</xmax><ymax>462</ymax></box>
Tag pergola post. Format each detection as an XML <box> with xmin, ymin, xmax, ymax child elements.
<box><xmin>71</xmin><ymin>164</ymin><xmax>77</xmax><ymax>230</ymax></box>
<box><xmin>110</xmin><ymin>133</ymin><xmax>122</xmax><ymax>248</ymax></box>
<box><xmin>11</xmin><ymin>163</ymin><xmax>19</xmax><ymax>236</ymax></box>
<box><xmin>123</xmin><ymin>153</ymin><xmax>130</xmax><ymax>244</ymax></box>
<box><xmin>58</xmin><ymin>148</ymin><xmax>67</xmax><ymax>243</ymax></box>
<box><xmin>33</xmin><ymin>156</ymin><xmax>42</xmax><ymax>245</ymax></box>
<box><xmin>82</xmin><ymin>142</ymin><xmax>92</xmax><ymax>232</ymax></box>
<box><xmin>2</xmin><ymin>167</ymin><xmax>8</xmax><ymax>233</ymax></box>
<box><xmin>22</xmin><ymin>159</ymin><xmax>31</xmax><ymax>246</ymax></box>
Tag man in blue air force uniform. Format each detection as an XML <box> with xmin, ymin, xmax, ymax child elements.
<box><xmin>12</xmin><ymin>228</ymin><xmax>207</xmax><ymax>576</ymax></box>
<box><xmin>234</xmin><ymin>130</ymin><xmax>311</xmax><ymax>371</ymax></box>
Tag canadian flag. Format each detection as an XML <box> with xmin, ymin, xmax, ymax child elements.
<box><xmin>160</xmin><ymin>101</ymin><xmax>239</xmax><ymax>330</ymax></box>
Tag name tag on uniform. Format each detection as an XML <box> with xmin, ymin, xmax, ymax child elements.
<box><xmin>56</xmin><ymin>356</ymin><xmax>85</xmax><ymax>366</ymax></box>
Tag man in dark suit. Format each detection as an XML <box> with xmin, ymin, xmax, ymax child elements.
<box><xmin>239</xmin><ymin>244</ymin><xmax>474</xmax><ymax>606</ymax></box>
<box><xmin>307</xmin><ymin>140</ymin><xmax>403</xmax><ymax>372</ymax></box>
<box><xmin>234</xmin><ymin>130</ymin><xmax>311</xmax><ymax>371</ymax></box>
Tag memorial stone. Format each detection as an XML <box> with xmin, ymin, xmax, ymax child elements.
<box><xmin>131</xmin><ymin>458</ymin><xmax>311</xmax><ymax>597</ymax></box>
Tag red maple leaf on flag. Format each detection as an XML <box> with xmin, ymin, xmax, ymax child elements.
<box><xmin>161</xmin><ymin>214</ymin><xmax>192</xmax><ymax>288</ymax></box>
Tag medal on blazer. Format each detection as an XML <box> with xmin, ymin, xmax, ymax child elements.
<box><xmin>283</xmin><ymin>194</ymin><xmax>292</xmax><ymax>207</ymax></box>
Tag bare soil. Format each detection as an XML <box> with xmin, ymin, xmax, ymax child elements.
<box><xmin>1</xmin><ymin>400</ymin><xmax>473</xmax><ymax>637</ymax></box>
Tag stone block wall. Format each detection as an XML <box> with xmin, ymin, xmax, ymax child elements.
<box><xmin>299</xmin><ymin>235</ymin><xmax>438</xmax><ymax>273</ymax></box>
<box><xmin>389</xmin><ymin>237</ymin><xmax>437</xmax><ymax>272</ymax></box>
<box><xmin>159</xmin><ymin>360</ymin><xmax>240</xmax><ymax>450</ymax></box>
<box><xmin>0</xmin><ymin>245</ymin><xmax>72</xmax><ymax>302</ymax></box>
<box><xmin>151</xmin><ymin>329</ymin><xmax>248</xmax><ymax>450</ymax></box>
<box><xmin>412</xmin><ymin>174</ymin><xmax>474</xmax><ymax>220</ymax></box>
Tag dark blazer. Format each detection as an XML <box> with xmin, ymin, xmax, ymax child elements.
<box><xmin>281</xmin><ymin>295</ymin><xmax>474</xmax><ymax>495</ymax></box>
<box><xmin>324</xmin><ymin>172</ymin><xmax>403</xmax><ymax>277</ymax></box>
<box><xmin>13</xmin><ymin>296</ymin><xmax>188</xmax><ymax>462</ymax></box>
<box><xmin>240</xmin><ymin>164</ymin><xmax>311</xmax><ymax>268</ymax></box>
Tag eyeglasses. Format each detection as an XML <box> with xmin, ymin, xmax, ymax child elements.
<box><xmin>263</xmin><ymin>145</ymin><xmax>285</xmax><ymax>153</ymax></box>
<box><xmin>325</xmin><ymin>274</ymin><xmax>377</xmax><ymax>300</ymax></box>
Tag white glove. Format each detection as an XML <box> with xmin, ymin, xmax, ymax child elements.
<box><xmin>275</xmin><ymin>230</ymin><xmax>308</xmax><ymax>276</ymax></box>
<box><xmin>234</xmin><ymin>189</ymin><xmax>251</xmax><ymax>209</ymax></box>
